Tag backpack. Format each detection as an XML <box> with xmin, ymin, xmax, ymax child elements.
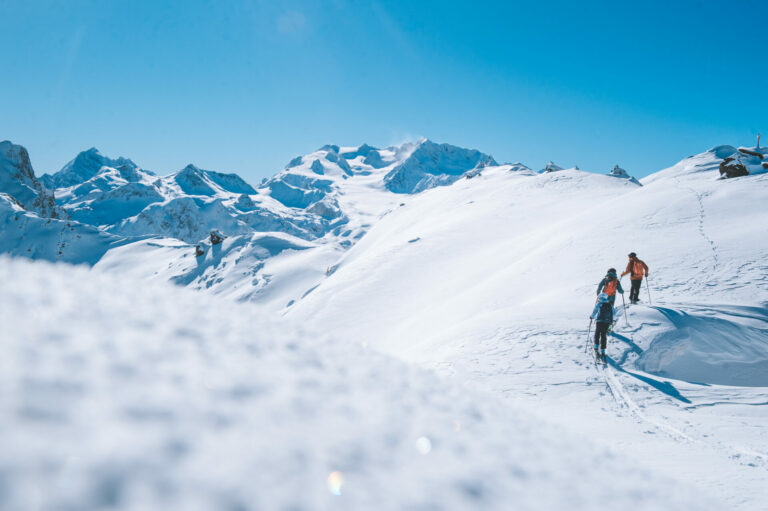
<box><xmin>633</xmin><ymin>260</ymin><xmax>644</xmax><ymax>278</ymax></box>
<box><xmin>596</xmin><ymin>302</ymin><xmax>613</xmax><ymax>323</ymax></box>
<box><xmin>603</xmin><ymin>277</ymin><xmax>618</xmax><ymax>296</ymax></box>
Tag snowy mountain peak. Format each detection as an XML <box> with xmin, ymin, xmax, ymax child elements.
<box><xmin>0</xmin><ymin>140</ymin><xmax>65</xmax><ymax>218</ymax></box>
<box><xmin>172</xmin><ymin>164</ymin><xmax>256</xmax><ymax>196</ymax></box>
<box><xmin>42</xmin><ymin>147</ymin><xmax>146</xmax><ymax>189</ymax></box>
<box><xmin>340</xmin><ymin>143</ymin><xmax>378</xmax><ymax>159</ymax></box>
<box><xmin>0</xmin><ymin>140</ymin><xmax>35</xmax><ymax>183</ymax></box>
<box><xmin>181</xmin><ymin>163</ymin><xmax>202</xmax><ymax>173</ymax></box>
<box><xmin>384</xmin><ymin>139</ymin><xmax>498</xmax><ymax>193</ymax></box>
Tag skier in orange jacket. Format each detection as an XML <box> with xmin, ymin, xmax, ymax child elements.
<box><xmin>621</xmin><ymin>252</ymin><xmax>648</xmax><ymax>304</ymax></box>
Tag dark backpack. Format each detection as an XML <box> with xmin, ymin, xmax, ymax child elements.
<box><xmin>596</xmin><ymin>302</ymin><xmax>613</xmax><ymax>323</ymax></box>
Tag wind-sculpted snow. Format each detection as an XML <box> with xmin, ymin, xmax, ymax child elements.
<box><xmin>635</xmin><ymin>305</ymin><xmax>768</xmax><ymax>387</ymax></box>
<box><xmin>0</xmin><ymin>257</ymin><xmax>710</xmax><ymax>511</ymax></box>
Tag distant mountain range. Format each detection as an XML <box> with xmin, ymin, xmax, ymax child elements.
<box><xmin>1</xmin><ymin>137</ymin><xmax>764</xmax><ymax>308</ymax></box>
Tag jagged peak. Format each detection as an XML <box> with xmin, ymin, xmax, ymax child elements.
<box><xmin>318</xmin><ymin>144</ymin><xmax>340</xmax><ymax>154</ymax></box>
<box><xmin>541</xmin><ymin>161</ymin><xmax>564</xmax><ymax>173</ymax></box>
<box><xmin>180</xmin><ymin>163</ymin><xmax>203</xmax><ymax>174</ymax></box>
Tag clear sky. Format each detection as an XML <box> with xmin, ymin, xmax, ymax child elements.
<box><xmin>1</xmin><ymin>0</ymin><xmax>765</xmax><ymax>182</ymax></box>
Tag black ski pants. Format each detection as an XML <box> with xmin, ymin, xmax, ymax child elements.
<box><xmin>629</xmin><ymin>278</ymin><xmax>643</xmax><ymax>302</ymax></box>
<box><xmin>594</xmin><ymin>322</ymin><xmax>610</xmax><ymax>350</ymax></box>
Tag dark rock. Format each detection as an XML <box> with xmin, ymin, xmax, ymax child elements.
<box><xmin>737</xmin><ymin>147</ymin><xmax>764</xmax><ymax>159</ymax></box>
<box><xmin>210</xmin><ymin>230</ymin><xmax>225</xmax><ymax>245</ymax></box>
<box><xmin>719</xmin><ymin>157</ymin><xmax>749</xmax><ymax>178</ymax></box>
<box><xmin>195</xmin><ymin>244</ymin><xmax>205</xmax><ymax>257</ymax></box>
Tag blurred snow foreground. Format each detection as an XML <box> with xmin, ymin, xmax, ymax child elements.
<box><xmin>0</xmin><ymin>258</ymin><xmax>708</xmax><ymax>511</ymax></box>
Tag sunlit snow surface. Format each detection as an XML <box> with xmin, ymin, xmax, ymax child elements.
<box><xmin>289</xmin><ymin>148</ymin><xmax>768</xmax><ymax>509</ymax></box>
<box><xmin>0</xmin><ymin>258</ymin><xmax>710</xmax><ymax>510</ymax></box>
<box><xmin>2</xmin><ymin>141</ymin><xmax>768</xmax><ymax>509</ymax></box>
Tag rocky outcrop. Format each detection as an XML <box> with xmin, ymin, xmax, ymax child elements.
<box><xmin>737</xmin><ymin>147</ymin><xmax>764</xmax><ymax>159</ymax></box>
<box><xmin>0</xmin><ymin>140</ymin><xmax>66</xmax><ymax>219</ymax></box>
<box><xmin>607</xmin><ymin>165</ymin><xmax>641</xmax><ymax>185</ymax></box>
<box><xmin>210</xmin><ymin>230</ymin><xmax>225</xmax><ymax>245</ymax></box>
<box><xmin>719</xmin><ymin>157</ymin><xmax>749</xmax><ymax>178</ymax></box>
<box><xmin>541</xmin><ymin>162</ymin><xmax>564</xmax><ymax>173</ymax></box>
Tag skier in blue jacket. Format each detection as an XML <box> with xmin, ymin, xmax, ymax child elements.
<box><xmin>590</xmin><ymin>292</ymin><xmax>615</xmax><ymax>362</ymax></box>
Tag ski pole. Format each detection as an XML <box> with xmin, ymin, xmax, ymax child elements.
<box><xmin>620</xmin><ymin>292</ymin><xmax>630</xmax><ymax>326</ymax></box>
<box><xmin>645</xmin><ymin>275</ymin><xmax>652</xmax><ymax>305</ymax></box>
<box><xmin>586</xmin><ymin>318</ymin><xmax>593</xmax><ymax>354</ymax></box>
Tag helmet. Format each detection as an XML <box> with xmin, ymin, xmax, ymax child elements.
<box><xmin>628</xmin><ymin>252</ymin><xmax>637</xmax><ymax>258</ymax></box>
<box><xmin>598</xmin><ymin>293</ymin><xmax>609</xmax><ymax>303</ymax></box>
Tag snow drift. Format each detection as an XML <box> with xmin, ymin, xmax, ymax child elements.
<box><xmin>636</xmin><ymin>304</ymin><xmax>768</xmax><ymax>387</ymax></box>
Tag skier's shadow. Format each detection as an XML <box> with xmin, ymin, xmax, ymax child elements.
<box><xmin>607</xmin><ymin>333</ymin><xmax>691</xmax><ymax>404</ymax></box>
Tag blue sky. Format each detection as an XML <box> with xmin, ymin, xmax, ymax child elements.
<box><xmin>1</xmin><ymin>0</ymin><xmax>765</xmax><ymax>181</ymax></box>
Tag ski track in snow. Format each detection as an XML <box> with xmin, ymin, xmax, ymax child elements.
<box><xmin>441</xmin><ymin>309</ymin><xmax>768</xmax><ymax>509</ymax></box>
<box><xmin>595</xmin><ymin>312</ymin><xmax>768</xmax><ymax>465</ymax></box>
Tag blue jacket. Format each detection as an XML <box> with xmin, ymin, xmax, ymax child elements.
<box><xmin>590</xmin><ymin>302</ymin><xmax>615</xmax><ymax>323</ymax></box>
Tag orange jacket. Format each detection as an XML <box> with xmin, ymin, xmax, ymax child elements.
<box><xmin>622</xmin><ymin>258</ymin><xmax>648</xmax><ymax>280</ymax></box>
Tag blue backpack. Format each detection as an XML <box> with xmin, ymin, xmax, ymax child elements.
<box><xmin>596</xmin><ymin>302</ymin><xmax>613</xmax><ymax>323</ymax></box>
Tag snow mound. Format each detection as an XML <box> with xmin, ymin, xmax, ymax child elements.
<box><xmin>635</xmin><ymin>304</ymin><xmax>768</xmax><ymax>387</ymax></box>
<box><xmin>384</xmin><ymin>139</ymin><xmax>497</xmax><ymax>193</ymax></box>
<box><xmin>0</xmin><ymin>257</ymin><xmax>710</xmax><ymax>511</ymax></box>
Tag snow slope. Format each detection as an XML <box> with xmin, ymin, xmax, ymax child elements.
<box><xmin>0</xmin><ymin>138</ymin><xmax>656</xmax><ymax>310</ymax></box>
<box><xmin>93</xmin><ymin>139</ymin><xmax>503</xmax><ymax>305</ymax></box>
<box><xmin>0</xmin><ymin>257</ymin><xmax>710</xmax><ymax>511</ymax></box>
<box><xmin>288</xmin><ymin>152</ymin><xmax>768</xmax><ymax>508</ymax></box>
<box><xmin>2</xmin><ymin>137</ymin><xmax>767</xmax><ymax>508</ymax></box>
<box><xmin>0</xmin><ymin>194</ymin><xmax>123</xmax><ymax>264</ymax></box>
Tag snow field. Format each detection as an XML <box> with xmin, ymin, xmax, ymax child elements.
<box><xmin>287</xmin><ymin>155</ymin><xmax>768</xmax><ymax>507</ymax></box>
<box><xmin>0</xmin><ymin>257</ymin><xmax>711</xmax><ymax>511</ymax></box>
